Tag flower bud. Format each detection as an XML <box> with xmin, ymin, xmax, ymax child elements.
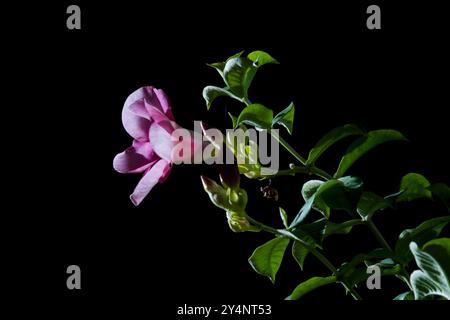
<box><xmin>200</xmin><ymin>175</ymin><xmax>228</xmax><ymax>210</ymax></box>
<box><xmin>226</xmin><ymin>211</ymin><xmax>259</xmax><ymax>232</ymax></box>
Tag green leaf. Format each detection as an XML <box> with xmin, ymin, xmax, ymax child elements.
<box><xmin>292</xmin><ymin>177</ymin><xmax>363</xmax><ymax>227</ymax></box>
<box><xmin>397</xmin><ymin>173</ymin><xmax>432</xmax><ymax>202</ymax></box>
<box><xmin>337</xmin><ymin>248</ymin><xmax>399</xmax><ymax>287</ymax></box>
<box><xmin>395</xmin><ymin>216</ymin><xmax>450</xmax><ymax>263</ymax></box>
<box><xmin>272</xmin><ymin>102</ymin><xmax>295</xmax><ymax>134</ymax></box>
<box><xmin>292</xmin><ymin>238</ymin><xmax>316</xmax><ymax>271</ymax></box>
<box><xmin>207</xmin><ymin>62</ymin><xmax>226</xmax><ymax>77</ymax></box>
<box><xmin>236</xmin><ymin>104</ymin><xmax>273</xmax><ymax>129</ymax></box>
<box><xmin>334</xmin><ymin>129</ymin><xmax>406</xmax><ymax>178</ymax></box>
<box><xmin>423</xmin><ymin>238</ymin><xmax>450</xmax><ymax>279</ymax></box>
<box><xmin>247</xmin><ymin>50</ymin><xmax>279</xmax><ymax>67</ymax></box>
<box><xmin>318</xmin><ymin>176</ymin><xmax>363</xmax><ymax>213</ymax></box>
<box><xmin>357</xmin><ymin>191</ymin><xmax>391</xmax><ymax>220</ymax></box>
<box><xmin>292</xmin><ymin>218</ymin><xmax>328</xmax><ymax>245</ymax></box>
<box><xmin>223</xmin><ymin>57</ymin><xmax>257</xmax><ymax>99</ymax></box>
<box><xmin>394</xmin><ymin>291</ymin><xmax>414</xmax><ymax>300</ymax></box>
<box><xmin>300</xmin><ymin>180</ymin><xmax>330</xmax><ymax>218</ymax></box>
<box><xmin>202</xmin><ymin>86</ymin><xmax>236</xmax><ymax>110</ymax></box>
<box><xmin>410</xmin><ymin>242</ymin><xmax>450</xmax><ymax>300</ymax></box>
<box><xmin>279</xmin><ymin>207</ymin><xmax>289</xmax><ymax>228</ymax></box>
<box><xmin>207</xmin><ymin>51</ymin><xmax>244</xmax><ymax>78</ymax></box>
<box><xmin>248</xmin><ymin>237</ymin><xmax>290</xmax><ymax>283</ymax></box>
<box><xmin>323</xmin><ymin>220</ymin><xmax>363</xmax><ymax>237</ymax></box>
<box><xmin>430</xmin><ymin>183</ymin><xmax>450</xmax><ymax>211</ymax></box>
<box><xmin>285</xmin><ymin>276</ymin><xmax>336</xmax><ymax>300</ymax></box>
<box><xmin>307</xmin><ymin>124</ymin><xmax>364</xmax><ymax>165</ymax></box>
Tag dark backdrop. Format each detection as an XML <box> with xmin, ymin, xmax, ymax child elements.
<box><xmin>9</xmin><ymin>0</ymin><xmax>450</xmax><ymax>316</ymax></box>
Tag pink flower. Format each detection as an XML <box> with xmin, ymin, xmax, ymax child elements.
<box><xmin>113</xmin><ymin>86</ymin><xmax>199</xmax><ymax>206</ymax></box>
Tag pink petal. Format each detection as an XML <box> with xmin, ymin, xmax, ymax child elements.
<box><xmin>153</xmin><ymin>88</ymin><xmax>174</xmax><ymax>120</ymax></box>
<box><xmin>113</xmin><ymin>143</ymin><xmax>155</xmax><ymax>174</ymax></box>
<box><xmin>122</xmin><ymin>105</ymin><xmax>150</xmax><ymax>141</ymax></box>
<box><xmin>149</xmin><ymin>121</ymin><xmax>175</xmax><ymax>161</ymax></box>
<box><xmin>132</xmin><ymin>140</ymin><xmax>156</xmax><ymax>160</ymax></box>
<box><xmin>146</xmin><ymin>102</ymin><xmax>172</xmax><ymax>124</ymax></box>
<box><xmin>130</xmin><ymin>159</ymin><xmax>171</xmax><ymax>206</ymax></box>
<box><xmin>128</xmin><ymin>100</ymin><xmax>151</xmax><ymax>120</ymax></box>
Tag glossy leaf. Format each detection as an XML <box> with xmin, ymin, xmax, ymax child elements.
<box><xmin>292</xmin><ymin>218</ymin><xmax>328</xmax><ymax>244</ymax></box>
<box><xmin>223</xmin><ymin>57</ymin><xmax>256</xmax><ymax>99</ymax></box>
<box><xmin>236</xmin><ymin>104</ymin><xmax>273</xmax><ymax>129</ymax></box>
<box><xmin>395</xmin><ymin>216</ymin><xmax>450</xmax><ymax>263</ymax></box>
<box><xmin>334</xmin><ymin>129</ymin><xmax>406</xmax><ymax>178</ymax></box>
<box><xmin>248</xmin><ymin>50</ymin><xmax>279</xmax><ymax>67</ymax></box>
<box><xmin>292</xmin><ymin>238</ymin><xmax>316</xmax><ymax>271</ymax></box>
<box><xmin>394</xmin><ymin>291</ymin><xmax>414</xmax><ymax>300</ymax></box>
<box><xmin>423</xmin><ymin>238</ymin><xmax>450</xmax><ymax>279</ymax></box>
<box><xmin>323</xmin><ymin>220</ymin><xmax>363</xmax><ymax>237</ymax></box>
<box><xmin>272</xmin><ymin>102</ymin><xmax>295</xmax><ymax>134</ymax></box>
<box><xmin>318</xmin><ymin>176</ymin><xmax>363</xmax><ymax>213</ymax></box>
<box><xmin>357</xmin><ymin>191</ymin><xmax>391</xmax><ymax>220</ymax></box>
<box><xmin>397</xmin><ymin>173</ymin><xmax>432</xmax><ymax>202</ymax></box>
<box><xmin>337</xmin><ymin>248</ymin><xmax>399</xmax><ymax>288</ymax></box>
<box><xmin>279</xmin><ymin>207</ymin><xmax>289</xmax><ymax>228</ymax></box>
<box><xmin>410</xmin><ymin>242</ymin><xmax>450</xmax><ymax>300</ymax></box>
<box><xmin>203</xmin><ymin>86</ymin><xmax>236</xmax><ymax>110</ymax></box>
<box><xmin>248</xmin><ymin>237</ymin><xmax>290</xmax><ymax>283</ymax></box>
<box><xmin>207</xmin><ymin>51</ymin><xmax>244</xmax><ymax>78</ymax></box>
<box><xmin>307</xmin><ymin>124</ymin><xmax>364</xmax><ymax>165</ymax></box>
<box><xmin>292</xmin><ymin>177</ymin><xmax>363</xmax><ymax>227</ymax></box>
<box><xmin>285</xmin><ymin>276</ymin><xmax>336</xmax><ymax>300</ymax></box>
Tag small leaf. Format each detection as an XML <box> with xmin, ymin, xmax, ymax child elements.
<box><xmin>307</xmin><ymin>124</ymin><xmax>364</xmax><ymax>165</ymax></box>
<box><xmin>292</xmin><ymin>218</ymin><xmax>328</xmax><ymax>244</ymax></box>
<box><xmin>279</xmin><ymin>207</ymin><xmax>289</xmax><ymax>228</ymax></box>
<box><xmin>206</xmin><ymin>62</ymin><xmax>226</xmax><ymax>77</ymax></box>
<box><xmin>397</xmin><ymin>173</ymin><xmax>432</xmax><ymax>202</ymax></box>
<box><xmin>357</xmin><ymin>191</ymin><xmax>391</xmax><ymax>220</ymax></box>
<box><xmin>290</xmin><ymin>192</ymin><xmax>318</xmax><ymax>227</ymax></box>
<box><xmin>291</xmin><ymin>177</ymin><xmax>363</xmax><ymax>228</ymax></box>
<box><xmin>248</xmin><ymin>50</ymin><xmax>279</xmax><ymax>67</ymax></box>
<box><xmin>323</xmin><ymin>220</ymin><xmax>363</xmax><ymax>237</ymax></box>
<box><xmin>286</xmin><ymin>276</ymin><xmax>336</xmax><ymax>300</ymax></box>
<box><xmin>248</xmin><ymin>237</ymin><xmax>290</xmax><ymax>283</ymax></box>
<box><xmin>318</xmin><ymin>177</ymin><xmax>363</xmax><ymax>213</ymax></box>
<box><xmin>395</xmin><ymin>216</ymin><xmax>450</xmax><ymax>263</ymax></box>
<box><xmin>292</xmin><ymin>239</ymin><xmax>316</xmax><ymax>271</ymax></box>
<box><xmin>429</xmin><ymin>183</ymin><xmax>450</xmax><ymax>211</ymax></box>
<box><xmin>223</xmin><ymin>57</ymin><xmax>257</xmax><ymax>99</ymax></box>
<box><xmin>394</xmin><ymin>291</ymin><xmax>414</xmax><ymax>300</ymax></box>
<box><xmin>207</xmin><ymin>51</ymin><xmax>244</xmax><ymax>79</ymax></box>
<box><xmin>236</xmin><ymin>104</ymin><xmax>273</xmax><ymax>129</ymax></box>
<box><xmin>272</xmin><ymin>102</ymin><xmax>295</xmax><ymax>134</ymax></box>
<box><xmin>337</xmin><ymin>248</ymin><xmax>399</xmax><ymax>287</ymax></box>
<box><xmin>202</xmin><ymin>86</ymin><xmax>236</xmax><ymax>110</ymax></box>
<box><xmin>409</xmin><ymin>242</ymin><xmax>450</xmax><ymax>300</ymax></box>
<box><xmin>334</xmin><ymin>129</ymin><xmax>406</xmax><ymax>178</ymax></box>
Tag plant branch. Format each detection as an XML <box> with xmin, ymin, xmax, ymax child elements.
<box><xmin>245</xmin><ymin>214</ymin><xmax>362</xmax><ymax>300</ymax></box>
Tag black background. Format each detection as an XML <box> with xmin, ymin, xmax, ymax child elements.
<box><xmin>7</xmin><ymin>0</ymin><xmax>450</xmax><ymax>317</ymax></box>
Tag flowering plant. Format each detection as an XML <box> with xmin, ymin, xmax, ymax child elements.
<box><xmin>115</xmin><ymin>51</ymin><xmax>450</xmax><ymax>300</ymax></box>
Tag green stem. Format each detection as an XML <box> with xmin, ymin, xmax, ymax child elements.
<box><xmin>366</xmin><ymin>218</ymin><xmax>412</xmax><ymax>289</ymax></box>
<box><xmin>271</xmin><ymin>133</ymin><xmax>307</xmax><ymax>165</ymax></box>
<box><xmin>245</xmin><ymin>215</ymin><xmax>362</xmax><ymax>300</ymax></box>
<box><xmin>270</xmin><ymin>132</ymin><xmax>333</xmax><ymax>180</ymax></box>
<box><xmin>366</xmin><ymin>219</ymin><xmax>392</xmax><ymax>252</ymax></box>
